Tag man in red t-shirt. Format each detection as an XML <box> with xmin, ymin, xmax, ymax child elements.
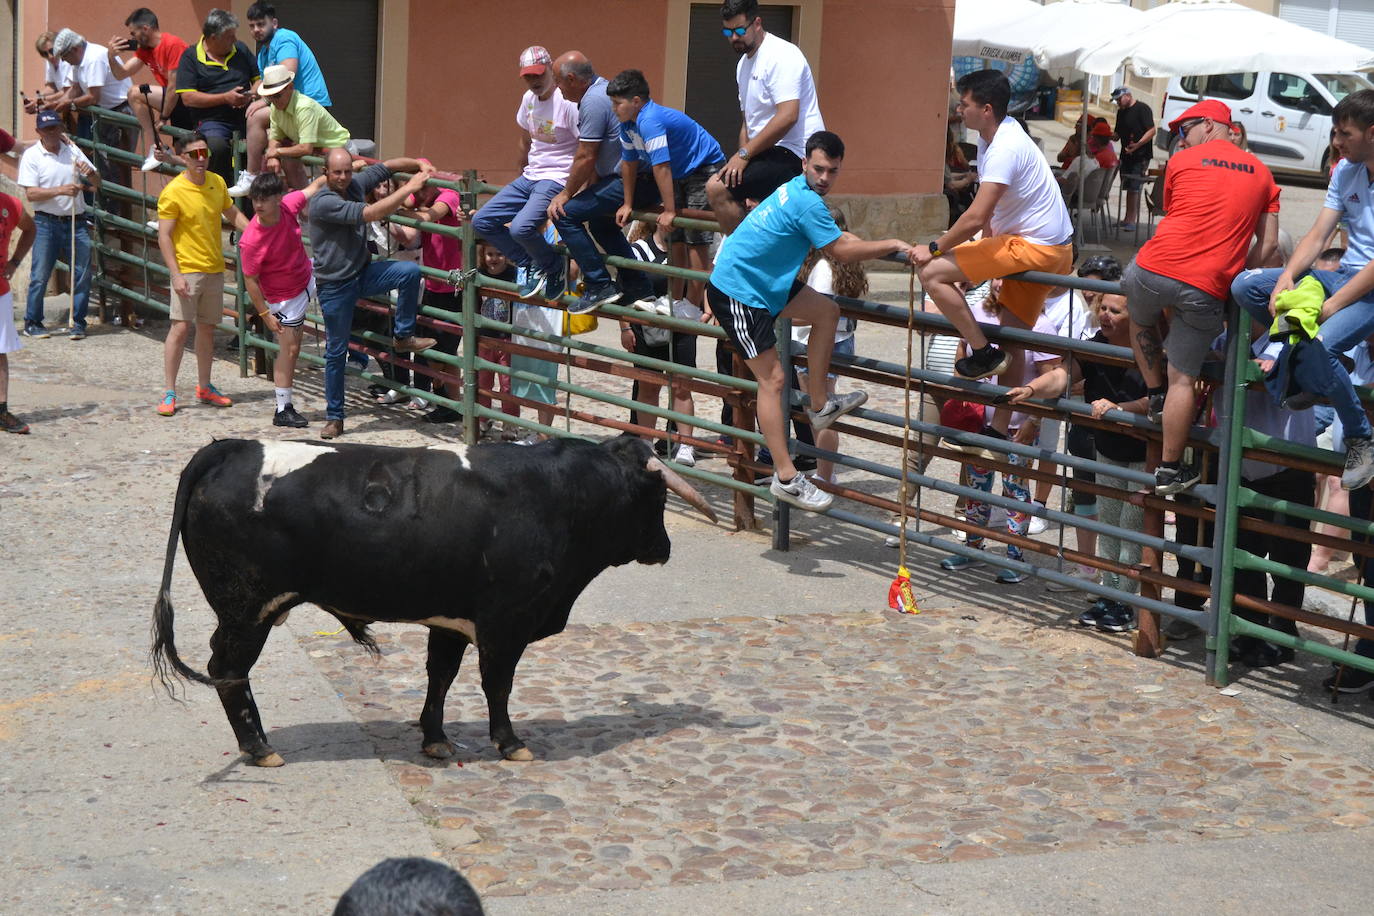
<box><xmin>1</xmin><ymin>192</ymin><xmax>38</xmax><ymax>433</ymax></box>
<box><xmin>1123</xmin><ymin>99</ymin><xmax>1280</xmax><ymax>495</ymax></box>
<box><xmin>107</xmin><ymin>8</ymin><xmax>191</xmax><ymax>172</ymax></box>
<box><xmin>238</xmin><ymin>171</ymin><xmax>327</xmax><ymax>427</ymax></box>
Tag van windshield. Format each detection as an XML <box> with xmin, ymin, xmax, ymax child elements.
<box><xmin>1314</xmin><ymin>73</ymin><xmax>1374</xmax><ymax>101</ymax></box>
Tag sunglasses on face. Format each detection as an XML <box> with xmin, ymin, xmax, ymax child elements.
<box><xmin>1175</xmin><ymin>119</ymin><xmax>1204</xmax><ymax>140</ymax></box>
<box><xmin>722</xmin><ymin>25</ymin><xmax>749</xmax><ymax>37</ymax></box>
<box><xmin>184</xmin><ymin>147</ymin><xmax>210</xmax><ymax>160</ymax></box>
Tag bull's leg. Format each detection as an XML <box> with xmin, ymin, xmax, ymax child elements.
<box><xmin>206</xmin><ymin>621</ymin><xmax>282</xmax><ymax>767</ymax></box>
<box><xmin>476</xmin><ymin>634</ymin><xmax>532</xmax><ymax>761</ymax></box>
<box><xmin>420</xmin><ymin>628</ymin><xmax>470</xmax><ymax>759</ymax></box>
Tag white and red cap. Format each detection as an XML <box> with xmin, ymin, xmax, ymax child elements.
<box><xmin>519</xmin><ymin>45</ymin><xmax>552</xmax><ymax>76</ymax></box>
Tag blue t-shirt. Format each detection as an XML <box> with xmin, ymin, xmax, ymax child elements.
<box><xmin>258</xmin><ymin>27</ymin><xmax>331</xmax><ymax>107</ymax></box>
<box><xmin>1324</xmin><ymin>158</ymin><xmax>1374</xmax><ymax>270</ymax></box>
<box><xmin>578</xmin><ymin>78</ymin><xmax>623</xmax><ymax>179</ymax></box>
<box><xmin>620</xmin><ymin>100</ymin><xmax>724</xmax><ymax>179</ymax></box>
<box><xmin>710</xmin><ymin>174</ymin><xmax>842</xmax><ymax>315</ymax></box>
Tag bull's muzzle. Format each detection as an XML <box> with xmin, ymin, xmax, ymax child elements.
<box><xmin>647</xmin><ymin>456</ymin><xmax>718</xmax><ymax>524</ymax></box>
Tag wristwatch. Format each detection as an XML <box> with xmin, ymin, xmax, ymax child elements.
<box><xmin>928</xmin><ymin>241</ymin><xmax>943</xmax><ymax>257</ymax></box>
<box><xmin>736</xmin><ymin>147</ymin><xmax>750</xmax><ymax>160</ymax></box>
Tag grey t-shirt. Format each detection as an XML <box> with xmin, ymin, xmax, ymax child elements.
<box><xmin>579</xmin><ymin>77</ymin><xmax>623</xmax><ymax>179</ymax></box>
<box><xmin>307</xmin><ymin>163</ymin><xmax>392</xmax><ymax>283</ymax></box>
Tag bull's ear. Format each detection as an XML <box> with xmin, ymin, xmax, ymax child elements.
<box><xmin>604</xmin><ymin>433</ymin><xmax>654</xmax><ymax>468</ymax></box>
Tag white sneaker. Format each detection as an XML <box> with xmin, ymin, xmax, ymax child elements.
<box><xmin>1027</xmin><ymin>515</ymin><xmax>1048</xmax><ymax>536</ymax></box>
<box><xmin>227</xmin><ymin>171</ymin><xmax>257</xmax><ymax>198</ymax></box>
<box><xmin>673</xmin><ymin>444</ymin><xmax>696</xmax><ymax>467</ymax></box>
<box><xmin>140</xmin><ymin>150</ymin><xmax>163</xmax><ymax>172</ymax></box>
<box><xmin>145</xmin><ymin>219</ymin><xmax>159</xmax><ymax>232</ymax></box>
<box><xmin>807</xmin><ymin>390</ymin><xmax>868</xmax><ymax>432</ymax></box>
<box><xmin>1045</xmin><ymin>563</ymin><xmax>1100</xmax><ymax>592</ymax></box>
<box><xmin>636</xmin><ymin>295</ymin><xmax>672</xmax><ymax>316</ymax></box>
<box><xmin>770</xmin><ymin>472</ymin><xmax>833</xmax><ymax>512</ymax></box>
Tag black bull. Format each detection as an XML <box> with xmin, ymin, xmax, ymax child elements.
<box><xmin>152</xmin><ymin>434</ymin><xmax>715</xmax><ymax>766</ymax></box>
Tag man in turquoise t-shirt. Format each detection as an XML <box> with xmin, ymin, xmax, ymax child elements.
<box><xmin>708</xmin><ymin>130</ymin><xmax>911</xmax><ymax>512</ymax></box>
<box><xmin>233</xmin><ymin>2</ymin><xmax>335</xmax><ymax>196</ymax></box>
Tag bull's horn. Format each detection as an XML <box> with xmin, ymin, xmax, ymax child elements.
<box><xmin>647</xmin><ymin>456</ymin><xmax>718</xmax><ymax>524</ymax></box>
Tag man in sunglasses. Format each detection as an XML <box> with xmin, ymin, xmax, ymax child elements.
<box><xmin>705</xmin><ymin>0</ymin><xmax>825</xmax><ymax>234</ymax></box>
<box><xmin>1123</xmin><ymin>99</ymin><xmax>1279</xmax><ymax>496</ymax></box>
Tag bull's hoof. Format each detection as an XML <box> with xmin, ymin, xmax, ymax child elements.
<box><xmin>502</xmin><ymin>746</ymin><xmax>534</xmax><ymax>762</ymax></box>
<box><xmin>251</xmin><ymin>751</ymin><xmax>285</xmax><ymax>768</ymax></box>
<box><xmin>423</xmin><ymin>741</ymin><xmax>455</xmax><ymax>760</ymax></box>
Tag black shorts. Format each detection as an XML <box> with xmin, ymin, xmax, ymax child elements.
<box><xmin>632</xmin><ymin>323</ymin><xmax>698</xmax><ymax>369</ymax></box>
<box><xmin>726</xmin><ymin>146</ymin><xmax>803</xmax><ymax>204</ymax></box>
<box><xmin>707</xmin><ymin>279</ymin><xmax>804</xmax><ymax>360</ymax></box>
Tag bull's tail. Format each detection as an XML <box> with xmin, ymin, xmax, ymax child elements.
<box><xmin>151</xmin><ymin>442</ymin><xmax>228</xmax><ymax>695</ymax></box>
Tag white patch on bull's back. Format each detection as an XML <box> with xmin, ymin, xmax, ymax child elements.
<box><xmin>258</xmin><ymin>592</ymin><xmax>299</xmax><ymax>623</ymax></box>
<box><xmin>418</xmin><ymin>616</ymin><xmax>477</xmax><ymax>643</ymax></box>
<box><xmin>255</xmin><ymin>441</ymin><xmax>336</xmax><ymax>511</ymax></box>
<box><xmin>427</xmin><ymin>442</ymin><xmax>470</xmax><ymax>470</ymax></box>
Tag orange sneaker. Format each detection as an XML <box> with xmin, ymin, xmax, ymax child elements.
<box><xmin>196</xmin><ymin>384</ymin><xmax>233</xmax><ymax>408</ymax></box>
<box><xmin>156</xmin><ymin>390</ymin><xmax>177</xmax><ymax>416</ymax></box>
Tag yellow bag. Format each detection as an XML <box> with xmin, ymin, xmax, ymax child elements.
<box><xmin>563</xmin><ymin>310</ymin><xmax>598</xmax><ymax>335</ymax></box>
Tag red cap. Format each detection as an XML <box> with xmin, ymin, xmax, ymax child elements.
<box><xmin>1168</xmin><ymin>99</ymin><xmax>1233</xmax><ymax>135</ymax></box>
<box><xmin>0</xmin><ymin>128</ymin><xmax>14</xmax><ymax>155</ymax></box>
<box><xmin>519</xmin><ymin>45</ymin><xmax>552</xmax><ymax>76</ymax></box>
<box><xmin>1091</xmin><ymin>120</ymin><xmax>1113</xmax><ymax>138</ymax></box>
<box><xmin>940</xmin><ymin>400</ymin><xmax>985</xmax><ymax>435</ymax></box>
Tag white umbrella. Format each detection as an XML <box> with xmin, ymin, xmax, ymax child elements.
<box><xmin>1077</xmin><ymin>0</ymin><xmax>1374</xmax><ymax>77</ymax></box>
<box><xmin>1027</xmin><ymin>0</ymin><xmax>1146</xmax><ymax>71</ymax></box>
<box><xmin>951</xmin><ymin>0</ymin><xmax>1043</xmax><ymax>64</ymax></box>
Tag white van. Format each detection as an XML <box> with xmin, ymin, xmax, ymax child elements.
<box><xmin>1157</xmin><ymin>71</ymin><xmax>1373</xmax><ymax>176</ymax></box>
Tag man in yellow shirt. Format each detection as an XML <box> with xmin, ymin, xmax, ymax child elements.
<box><xmin>236</xmin><ymin>64</ymin><xmax>351</xmax><ymax>194</ymax></box>
<box><xmin>156</xmin><ymin>131</ymin><xmax>250</xmax><ymax>416</ymax></box>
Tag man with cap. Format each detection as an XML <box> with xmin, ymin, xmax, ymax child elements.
<box><xmin>1124</xmin><ymin>98</ymin><xmax>1279</xmax><ymax>496</ymax></box>
<box><xmin>53</xmin><ymin>28</ymin><xmax>134</xmax><ymax>197</ymax></box>
<box><xmin>471</xmin><ymin>46</ymin><xmax>579</xmax><ymax>302</ymax></box>
<box><xmin>16</xmin><ymin>109</ymin><xmax>100</xmax><ymax>340</ymax></box>
<box><xmin>1111</xmin><ymin>86</ymin><xmax>1156</xmax><ymax>232</ymax></box>
<box><xmin>254</xmin><ymin>64</ymin><xmax>350</xmax><ymax>192</ymax></box>
<box><xmin>1233</xmin><ymin>88</ymin><xmax>1374</xmax><ymax>494</ymax></box>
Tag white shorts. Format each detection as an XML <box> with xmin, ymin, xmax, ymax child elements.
<box><xmin>269</xmin><ymin>280</ymin><xmax>314</xmax><ymax>328</ymax></box>
<box><xmin>0</xmin><ymin>292</ymin><xmax>21</xmax><ymax>354</ymax></box>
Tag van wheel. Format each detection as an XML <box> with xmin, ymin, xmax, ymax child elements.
<box><xmin>1321</xmin><ymin>147</ymin><xmax>1332</xmax><ymax>175</ymax></box>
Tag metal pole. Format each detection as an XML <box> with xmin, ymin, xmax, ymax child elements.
<box><xmin>460</xmin><ymin>170</ymin><xmax>480</xmax><ymax>446</ymax></box>
<box><xmin>1206</xmin><ymin>304</ymin><xmax>1251</xmax><ymax>686</ymax></box>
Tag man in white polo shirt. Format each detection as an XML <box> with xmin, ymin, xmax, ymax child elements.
<box><xmin>53</xmin><ymin>28</ymin><xmax>134</xmax><ymax>208</ymax></box>
<box><xmin>17</xmin><ymin>109</ymin><xmax>101</xmax><ymax>340</ymax></box>
<box><xmin>909</xmin><ymin>69</ymin><xmax>1073</xmax><ymax>416</ymax></box>
<box><xmin>705</xmin><ymin>0</ymin><xmax>825</xmax><ymax>234</ymax></box>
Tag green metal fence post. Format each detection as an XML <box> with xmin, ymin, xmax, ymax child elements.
<box><xmin>1207</xmin><ymin>305</ymin><xmax>1253</xmax><ymax>687</ymax></box>
<box><xmin>460</xmin><ymin>170</ymin><xmax>480</xmax><ymax>446</ymax></box>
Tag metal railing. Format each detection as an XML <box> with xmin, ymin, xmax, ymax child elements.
<box><xmin>66</xmin><ymin>104</ymin><xmax>1374</xmax><ymax>695</ymax></box>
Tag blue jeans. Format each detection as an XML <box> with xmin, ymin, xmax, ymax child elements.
<box><xmin>471</xmin><ymin>176</ymin><xmax>563</xmax><ymax>274</ymax></box>
<box><xmin>1232</xmin><ymin>266</ymin><xmax>1374</xmax><ymax>440</ymax></box>
<box><xmin>317</xmin><ymin>259</ymin><xmax>422</xmax><ymax>420</ymax></box>
<box><xmin>26</xmin><ymin>213</ymin><xmax>91</xmax><ymax>332</ymax></box>
<box><xmin>553</xmin><ymin>174</ymin><xmax>660</xmax><ymax>291</ymax></box>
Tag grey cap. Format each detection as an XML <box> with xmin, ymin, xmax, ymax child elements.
<box><xmin>52</xmin><ymin>28</ymin><xmax>84</xmax><ymax>56</ymax></box>
<box><xmin>1110</xmin><ymin>86</ymin><xmax>1130</xmax><ymax>100</ymax></box>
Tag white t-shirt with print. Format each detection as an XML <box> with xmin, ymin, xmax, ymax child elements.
<box><xmin>74</xmin><ymin>42</ymin><xmax>131</xmax><ymax>110</ymax></box>
<box><xmin>977</xmin><ymin>117</ymin><xmax>1073</xmax><ymax>247</ymax></box>
<box><xmin>736</xmin><ymin>31</ymin><xmax>824</xmax><ymax>158</ymax></box>
<box><xmin>517</xmin><ymin>88</ymin><xmax>579</xmax><ymax>184</ymax></box>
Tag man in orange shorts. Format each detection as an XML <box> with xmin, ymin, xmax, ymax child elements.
<box><xmin>909</xmin><ymin>69</ymin><xmax>1073</xmax><ymax>426</ymax></box>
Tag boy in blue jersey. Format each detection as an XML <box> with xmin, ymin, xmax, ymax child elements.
<box><xmin>235</xmin><ymin>2</ymin><xmax>335</xmax><ymax>196</ymax></box>
<box><xmin>562</xmin><ymin>69</ymin><xmax>724</xmax><ymax>318</ymax></box>
<box><xmin>708</xmin><ymin>130</ymin><xmax>911</xmax><ymax>511</ymax></box>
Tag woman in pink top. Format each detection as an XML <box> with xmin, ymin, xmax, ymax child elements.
<box><xmin>400</xmin><ymin>180</ymin><xmax>467</xmax><ymax>423</ymax></box>
<box><xmin>239</xmin><ymin>171</ymin><xmax>327</xmax><ymax>428</ymax></box>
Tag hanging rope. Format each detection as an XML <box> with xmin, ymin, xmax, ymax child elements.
<box><xmin>889</xmin><ymin>263</ymin><xmax>919</xmax><ymax>615</ymax></box>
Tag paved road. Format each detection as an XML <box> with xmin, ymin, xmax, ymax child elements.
<box><xmin>3</xmin><ymin>313</ymin><xmax>1372</xmax><ymax>913</ymax></box>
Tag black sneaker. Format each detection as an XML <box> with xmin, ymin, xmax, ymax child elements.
<box><xmin>1096</xmin><ymin>602</ymin><xmax>1137</xmax><ymax>633</ymax></box>
<box><xmin>536</xmin><ymin>265</ymin><xmax>566</xmax><ymax>301</ymax></box>
<box><xmin>1341</xmin><ymin>437</ymin><xmax>1374</xmax><ymax>490</ymax></box>
<box><xmin>954</xmin><ymin>345</ymin><xmax>1010</xmax><ymax>380</ymax></box>
<box><xmin>272</xmin><ymin>404</ymin><xmax>309</xmax><ymax>428</ymax></box>
<box><xmin>1153</xmin><ymin>464</ymin><xmax>1200</xmax><ymax>496</ymax></box>
<box><xmin>422</xmin><ymin>405</ymin><xmax>462</xmax><ymax>424</ymax></box>
<box><xmin>1077</xmin><ymin>598</ymin><xmax>1112</xmax><ymax>628</ymax></box>
<box><xmin>568</xmin><ymin>281</ymin><xmax>620</xmax><ymax>315</ymax></box>
<box><xmin>0</xmin><ymin>409</ymin><xmax>30</xmax><ymax>434</ymax></box>
<box><xmin>1321</xmin><ymin>665</ymin><xmax>1374</xmax><ymax>693</ymax></box>
<box><xmin>1147</xmin><ymin>392</ymin><xmax>1165</xmax><ymax>424</ymax></box>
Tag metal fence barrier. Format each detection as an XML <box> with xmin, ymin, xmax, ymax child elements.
<box><xmin>62</xmin><ymin>105</ymin><xmax>1374</xmax><ymax>694</ymax></box>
